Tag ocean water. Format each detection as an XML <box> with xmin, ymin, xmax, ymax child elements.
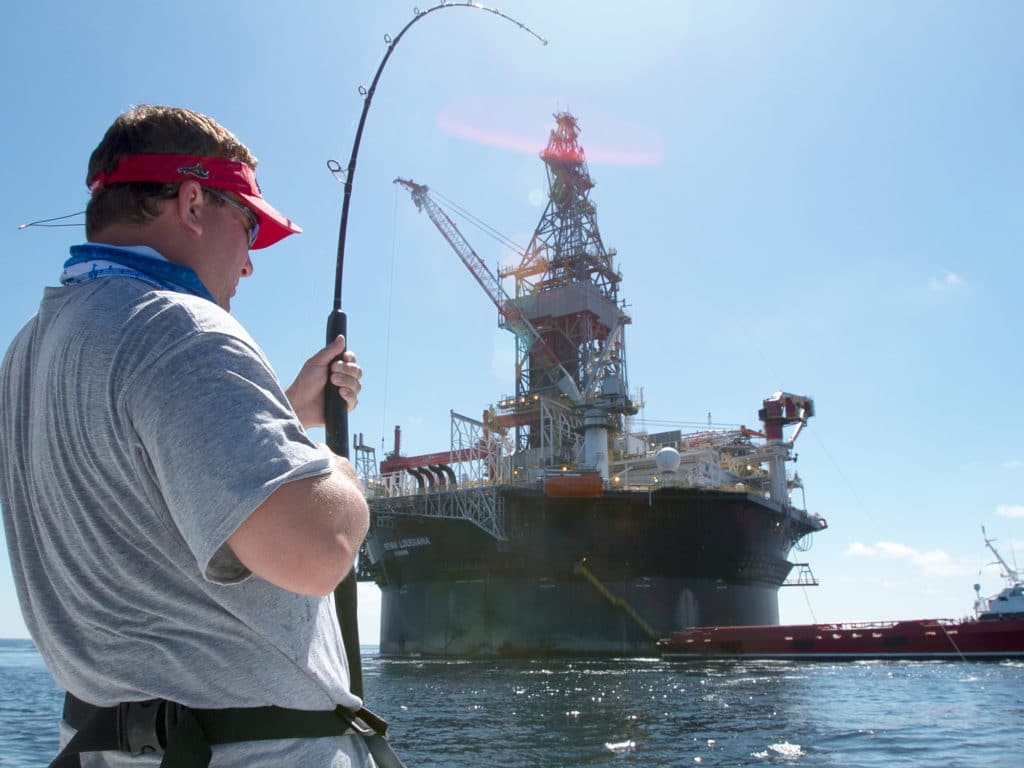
<box><xmin>2</xmin><ymin>639</ymin><xmax>1023</xmax><ymax>767</ymax></box>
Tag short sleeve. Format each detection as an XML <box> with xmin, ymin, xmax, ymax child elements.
<box><xmin>125</xmin><ymin>326</ymin><xmax>330</xmax><ymax>583</ymax></box>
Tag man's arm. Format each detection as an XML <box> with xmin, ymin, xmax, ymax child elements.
<box><xmin>226</xmin><ymin>451</ymin><xmax>369</xmax><ymax>596</ymax></box>
<box><xmin>229</xmin><ymin>335</ymin><xmax>369</xmax><ymax>595</ymax></box>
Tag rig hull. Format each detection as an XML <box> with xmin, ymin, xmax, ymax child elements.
<box><xmin>363</xmin><ymin>484</ymin><xmax>821</xmax><ymax>657</ymax></box>
<box><xmin>379</xmin><ymin>576</ymin><xmax>781</xmax><ymax>657</ymax></box>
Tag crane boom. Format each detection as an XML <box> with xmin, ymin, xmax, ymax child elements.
<box><xmin>394</xmin><ymin>178</ymin><xmax>583</xmax><ymax>402</ymax></box>
<box><xmin>394</xmin><ymin>178</ymin><xmax>505</xmax><ymax>314</ymax></box>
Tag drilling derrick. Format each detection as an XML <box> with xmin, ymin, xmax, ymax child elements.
<box><xmin>498</xmin><ymin>113</ymin><xmax>635</xmax><ymax>475</ymax></box>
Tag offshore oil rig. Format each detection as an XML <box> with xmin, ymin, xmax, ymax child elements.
<box><xmin>355</xmin><ymin>112</ymin><xmax>826</xmax><ymax>656</ymax></box>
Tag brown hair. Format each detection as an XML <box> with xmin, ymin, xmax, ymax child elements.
<box><xmin>85</xmin><ymin>105</ymin><xmax>258</xmax><ymax>238</ymax></box>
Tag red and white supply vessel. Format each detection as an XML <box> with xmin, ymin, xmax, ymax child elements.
<box><xmin>658</xmin><ymin>528</ymin><xmax>1024</xmax><ymax>660</ymax></box>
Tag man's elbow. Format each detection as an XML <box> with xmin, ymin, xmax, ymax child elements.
<box><xmin>237</xmin><ymin>524</ymin><xmax>365</xmax><ymax>597</ymax></box>
<box><xmin>299</xmin><ymin>538</ymin><xmax>362</xmax><ymax>596</ymax></box>
<box><xmin>227</xmin><ymin>475</ymin><xmax>370</xmax><ymax>596</ymax></box>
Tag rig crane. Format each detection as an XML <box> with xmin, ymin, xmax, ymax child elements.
<box><xmin>394</xmin><ymin>177</ymin><xmax>583</xmax><ymax>402</ymax></box>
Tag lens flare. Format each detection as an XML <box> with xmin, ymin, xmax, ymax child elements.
<box><xmin>437</xmin><ymin>98</ymin><xmax>665</xmax><ymax>167</ymax></box>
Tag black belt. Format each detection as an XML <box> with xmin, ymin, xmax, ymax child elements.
<box><xmin>54</xmin><ymin>692</ymin><xmax>407</xmax><ymax>768</ymax></box>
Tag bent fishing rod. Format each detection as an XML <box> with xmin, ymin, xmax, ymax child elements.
<box><xmin>324</xmin><ymin>2</ymin><xmax>546</xmax><ymax>699</ymax></box>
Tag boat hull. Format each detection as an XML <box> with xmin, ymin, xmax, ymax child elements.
<box><xmin>657</xmin><ymin>618</ymin><xmax>1024</xmax><ymax>660</ymax></box>
<box><xmin>362</xmin><ymin>484</ymin><xmax>822</xmax><ymax>657</ymax></box>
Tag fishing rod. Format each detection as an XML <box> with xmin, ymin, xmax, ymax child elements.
<box><xmin>325</xmin><ymin>2</ymin><xmax>546</xmax><ymax>699</ymax></box>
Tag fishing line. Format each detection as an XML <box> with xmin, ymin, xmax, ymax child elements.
<box><xmin>807</xmin><ymin>427</ymin><xmax>875</xmax><ymax>523</ymax></box>
<box><xmin>800</xmin><ymin>585</ymin><xmax>818</xmax><ymax>623</ymax></box>
<box><xmin>379</xmin><ymin>185</ymin><xmax>401</xmax><ymax>456</ymax></box>
<box><xmin>429</xmin><ymin>187</ymin><xmax>528</xmax><ymax>255</ymax></box>
<box><xmin>18</xmin><ymin>211</ymin><xmax>85</xmax><ymax>229</ymax></box>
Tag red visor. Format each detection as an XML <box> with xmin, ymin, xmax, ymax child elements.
<box><xmin>88</xmin><ymin>154</ymin><xmax>302</xmax><ymax>249</ymax></box>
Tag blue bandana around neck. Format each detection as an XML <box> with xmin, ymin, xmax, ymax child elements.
<box><xmin>60</xmin><ymin>243</ymin><xmax>216</xmax><ymax>304</ymax></box>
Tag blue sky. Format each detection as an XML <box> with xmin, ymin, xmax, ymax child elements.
<box><xmin>1</xmin><ymin>0</ymin><xmax>1022</xmax><ymax>641</ymax></box>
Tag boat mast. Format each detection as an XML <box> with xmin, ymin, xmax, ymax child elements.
<box><xmin>982</xmin><ymin>525</ymin><xmax>1020</xmax><ymax>583</ymax></box>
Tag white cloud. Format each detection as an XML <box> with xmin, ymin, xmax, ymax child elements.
<box><xmin>996</xmin><ymin>505</ymin><xmax>1024</xmax><ymax>519</ymax></box>
<box><xmin>1003</xmin><ymin>460</ymin><xmax>1024</xmax><ymax>470</ymax></box>
<box><xmin>874</xmin><ymin>541</ymin><xmax>916</xmax><ymax>559</ymax></box>
<box><xmin>844</xmin><ymin>540</ymin><xmax>968</xmax><ymax>577</ymax></box>
<box><xmin>928</xmin><ymin>271</ymin><xmax>963</xmax><ymax>292</ymax></box>
<box><xmin>844</xmin><ymin>542</ymin><xmax>874</xmax><ymax>557</ymax></box>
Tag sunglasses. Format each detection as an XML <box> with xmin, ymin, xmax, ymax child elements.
<box><xmin>205</xmin><ymin>187</ymin><xmax>259</xmax><ymax>248</ymax></box>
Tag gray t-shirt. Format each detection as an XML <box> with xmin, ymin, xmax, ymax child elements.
<box><xmin>0</xmin><ymin>272</ymin><xmax>371</xmax><ymax>766</ymax></box>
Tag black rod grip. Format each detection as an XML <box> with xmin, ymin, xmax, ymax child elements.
<box><xmin>324</xmin><ymin>309</ymin><xmax>350</xmax><ymax>459</ymax></box>
<box><xmin>324</xmin><ymin>309</ymin><xmax>363</xmax><ymax>698</ymax></box>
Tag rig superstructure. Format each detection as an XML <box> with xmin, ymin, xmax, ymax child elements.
<box><xmin>355</xmin><ymin>113</ymin><xmax>826</xmax><ymax>656</ymax></box>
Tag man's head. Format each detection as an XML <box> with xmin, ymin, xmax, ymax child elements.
<box><xmin>84</xmin><ymin>105</ymin><xmax>301</xmax><ymax>310</ymax></box>
<box><xmin>85</xmin><ymin>105</ymin><xmax>300</xmax><ymax>249</ymax></box>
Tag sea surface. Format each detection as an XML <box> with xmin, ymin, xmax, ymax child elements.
<box><xmin>2</xmin><ymin>639</ymin><xmax>1023</xmax><ymax>767</ymax></box>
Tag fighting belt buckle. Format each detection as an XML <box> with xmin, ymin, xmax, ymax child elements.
<box><xmin>337</xmin><ymin>705</ymin><xmax>389</xmax><ymax>737</ymax></box>
<box><xmin>117</xmin><ymin>699</ymin><xmax>183</xmax><ymax>755</ymax></box>
<box><xmin>352</xmin><ymin>707</ymin><xmax>389</xmax><ymax>737</ymax></box>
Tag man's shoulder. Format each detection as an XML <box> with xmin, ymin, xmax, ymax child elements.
<box><xmin>113</xmin><ymin>283</ymin><xmax>251</xmax><ymax>344</ymax></box>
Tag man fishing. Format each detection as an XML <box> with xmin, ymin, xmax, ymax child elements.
<box><xmin>0</xmin><ymin>105</ymin><xmax>389</xmax><ymax>767</ymax></box>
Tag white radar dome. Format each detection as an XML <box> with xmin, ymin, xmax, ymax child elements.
<box><xmin>655</xmin><ymin>446</ymin><xmax>681</xmax><ymax>472</ymax></box>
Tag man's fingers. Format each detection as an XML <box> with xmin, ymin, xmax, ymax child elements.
<box><xmin>321</xmin><ymin>334</ymin><xmax>347</xmax><ymax>359</ymax></box>
<box><xmin>309</xmin><ymin>334</ymin><xmax>347</xmax><ymax>367</ymax></box>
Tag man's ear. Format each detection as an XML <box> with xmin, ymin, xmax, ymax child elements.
<box><xmin>175</xmin><ymin>180</ymin><xmax>206</xmax><ymax>238</ymax></box>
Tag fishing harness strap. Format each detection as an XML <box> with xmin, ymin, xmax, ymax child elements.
<box><xmin>52</xmin><ymin>693</ymin><xmax>407</xmax><ymax>768</ymax></box>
